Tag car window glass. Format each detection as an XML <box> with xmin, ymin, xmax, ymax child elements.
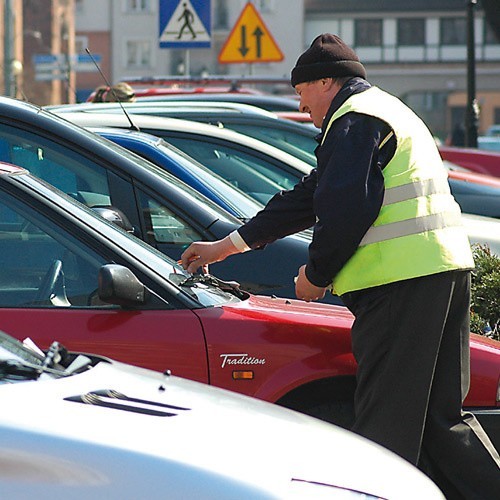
<box><xmin>226</xmin><ymin>123</ymin><xmax>317</xmax><ymax>166</ymax></box>
<box><xmin>0</xmin><ymin>192</ymin><xmax>110</xmax><ymax>308</ymax></box>
<box><xmin>137</xmin><ymin>189</ymin><xmax>202</xmax><ymax>246</ymax></box>
<box><xmin>135</xmin><ymin>190</ymin><xmax>241</xmax><ymax>305</ymax></box>
<box><xmin>152</xmin><ymin>140</ymin><xmax>262</xmax><ymax>218</ymax></box>
<box><xmin>161</xmin><ymin>136</ymin><xmax>301</xmax><ymax>204</ymax></box>
<box><xmin>0</xmin><ymin>123</ymin><xmax>111</xmax><ymax>207</ymax></box>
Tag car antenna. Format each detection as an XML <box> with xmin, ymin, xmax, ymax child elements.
<box><xmin>85</xmin><ymin>47</ymin><xmax>139</xmax><ymax>131</ymax></box>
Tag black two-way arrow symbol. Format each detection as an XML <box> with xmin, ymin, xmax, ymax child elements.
<box><xmin>238</xmin><ymin>25</ymin><xmax>265</xmax><ymax>58</ymax></box>
<box><xmin>239</xmin><ymin>26</ymin><xmax>249</xmax><ymax>56</ymax></box>
<box><xmin>253</xmin><ymin>26</ymin><xmax>263</xmax><ymax>58</ymax></box>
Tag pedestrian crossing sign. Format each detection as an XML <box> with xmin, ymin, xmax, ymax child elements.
<box><xmin>218</xmin><ymin>2</ymin><xmax>283</xmax><ymax>64</ymax></box>
<box><xmin>159</xmin><ymin>0</ymin><xmax>211</xmax><ymax>48</ymax></box>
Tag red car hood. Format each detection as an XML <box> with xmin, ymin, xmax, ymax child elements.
<box><xmin>223</xmin><ymin>293</ymin><xmax>354</xmax><ymax>325</ymax></box>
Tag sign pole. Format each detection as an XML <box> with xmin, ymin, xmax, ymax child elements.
<box><xmin>3</xmin><ymin>0</ymin><xmax>13</xmax><ymax>96</ymax></box>
<box><xmin>465</xmin><ymin>0</ymin><xmax>479</xmax><ymax>148</ymax></box>
<box><xmin>185</xmin><ymin>50</ymin><xmax>190</xmax><ymax>76</ymax></box>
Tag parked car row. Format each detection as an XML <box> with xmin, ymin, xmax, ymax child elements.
<box><xmin>53</xmin><ymin>106</ymin><xmax>500</xmax><ymax>221</ymax></box>
<box><xmin>0</xmin><ymin>91</ymin><xmax>499</xmax><ymax>495</ymax></box>
<box><xmin>1</xmin><ymin>162</ymin><xmax>499</xmax><ymax>441</ymax></box>
<box><xmin>48</xmin><ymin>100</ymin><xmax>319</xmax><ymax>165</ymax></box>
<box><xmin>49</xmin><ymin>109</ymin><xmax>500</xmax><ymax>256</ymax></box>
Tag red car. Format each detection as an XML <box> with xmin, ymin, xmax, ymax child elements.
<box><xmin>86</xmin><ymin>76</ymin><xmax>276</xmax><ymax>102</ymax></box>
<box><xmin>0</xmin><ymin>163</ymin><xmax>498</xmax><ymax>445</ymax></box>
<box><xmin>439</xmin><ymin>145</ymin><xmax>500</xmax><ymax>178</ymax></box>
<box><xmin>276</xmin><ymin>110</ymin><xmax>316</xmax><ymax>125</ymax></box>
<box><xmin>86</xmin><ymin>86</ymin><xmax>263</xmax><ymax>102</ymax></box>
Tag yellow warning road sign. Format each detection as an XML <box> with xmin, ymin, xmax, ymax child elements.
<box><xmin>218</xmin><ymin>2</ymin><xmax>284</xmax><ymax>64</ymax></box>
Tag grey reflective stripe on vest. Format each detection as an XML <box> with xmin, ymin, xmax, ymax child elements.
<box><xmin>359</xmin><ymin>211</ymin><xmax>463</xmax><ymax>246</ymax></box>
<box><xmin>382</xmin><ymin>178</ymin><xmax>450</xmax><ymax>206</ymax></box>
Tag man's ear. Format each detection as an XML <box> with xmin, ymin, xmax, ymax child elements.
<box><xmin>321</xmin><ymin>78</ymin><xmax>335</xmax><ymax>91</ymax></box>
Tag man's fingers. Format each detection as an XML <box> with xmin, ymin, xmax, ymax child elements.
<box><xmin>182</xmin><ymin>255</ymin><xmax>201</xmax><ymax>273</ymax></box>
<box><xmin>187</xmin><ymin>258</ymin><xmax>203</xmax><ymax>274</ymax></box>
<box><xmin>180</xmin><ymin>245</ymin><xmax>200</xmax><ymax>269</ymax></box>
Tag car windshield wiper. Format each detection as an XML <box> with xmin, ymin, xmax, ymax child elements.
<box><xmin>0</xmin><ymin>358</ymin><xmax>70</xmax><ymax>381</ymax></box>
<box><xmin>179</xmin><ymin>273</ymin><xmax>247</xmax><ymax>299</ymax></box>
<box><xmin>0</xmin><ymin>359</ymin><xmax>43</xmax><ymax>381</ymax></box>
<box><xmin>0</xmin><ymin>341</ymin><xmax>93</xmax><ymax>382</ymax></box>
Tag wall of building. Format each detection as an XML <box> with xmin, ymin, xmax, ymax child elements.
<box><xmin>303</xmin><ymin>3</ymin><xmax>500</xmax><ymax>137</ymax></box>
<box><xmin>75</xmin><ymin>0</ymin><xmax>110</xmax><ymax>30</ymax></box>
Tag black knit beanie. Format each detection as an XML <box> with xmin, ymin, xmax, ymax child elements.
<box><xmin>291</xmin><ymin>33</ymin><xmax>367</xmax><ymax>87</ymax></box>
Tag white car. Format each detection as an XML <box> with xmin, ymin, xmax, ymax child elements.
<box><xmin>47</xmin><ymin>100</ymin><xmax>281</xmax><ymax>118</ymax></box>
<box><xmin>0</xmin><ymin>331</ymin><xmax>443</xmax><ymax>499</ymax></box>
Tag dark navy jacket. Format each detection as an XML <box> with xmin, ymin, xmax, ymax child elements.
<box><xmin>238</xmin><ymin>78</ymin><xmax>397</xmax><ymax>290</ymax></box>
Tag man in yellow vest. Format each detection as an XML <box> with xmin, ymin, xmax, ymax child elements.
<box><xmin>181</xmin><ymin>34</ymin><xmax>500</xmax><ymax>498</ymax></box>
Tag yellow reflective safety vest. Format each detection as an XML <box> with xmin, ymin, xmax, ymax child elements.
<box><xmin>321</xmin><ymin>87</ymin><xmax>474</xmax><ymax>296</ymax></box>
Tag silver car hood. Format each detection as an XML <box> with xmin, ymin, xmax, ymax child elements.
<box><xmin>0</xmin><ymin>359</ymin><xmax>443</xmax><ymax>499</ymax></box>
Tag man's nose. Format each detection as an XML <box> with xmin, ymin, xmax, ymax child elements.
<box><xmin>300</xmin><ymin>104</ymin><xmax>310</xmax><ymax>113</ymax></box>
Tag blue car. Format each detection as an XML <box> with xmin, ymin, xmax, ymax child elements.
<box><xmin>94</xmin><ymin>127</ymin><xmax>260</xmax><ymax>220</ymax></box>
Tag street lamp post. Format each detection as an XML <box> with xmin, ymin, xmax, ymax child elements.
<box><xmin>465</xmin><ymin>0</ymin><xmax>479</xmax><ymax>147</ymax></box>
<box><xmin>3</xmin><ymin>0</ymin><xmax>13</xmax><ymax>95</ymax></box>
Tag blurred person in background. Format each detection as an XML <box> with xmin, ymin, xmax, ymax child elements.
<box><xmin>90</xmin><ymin>82</ymin><xmax>136</xmax><ymax>103</ymax></box>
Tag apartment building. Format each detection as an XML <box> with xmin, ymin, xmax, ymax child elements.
<box><xmin>304</xmin><ymin>0</ymin><xmax>500</xmax><ymax>139</ymax></box>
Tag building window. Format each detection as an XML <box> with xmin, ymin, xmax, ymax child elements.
<box><xmin>355</xmin><ymin>19</ymin><xmax>382</xmax><ymax>47</ymax></box>
<box><xmin>397</xmin><ymin>18</ymin><xmax>425</xmax><ymax>46</ymax></box>
<box><xmin>484</xmin><ymin>21</ymin><xmax>500</xmax><ymax>44</ymax></box>
<box><xmin>252</xmin><ymin>0</ymin><xmax>275</xmax><ymax>13</ymax></box>
<box><xmin>494</xmin><ymin>108</ymin><xmax>500</xmax><ymax>124</ymax></box>
<box><xmin>125</xmin><ymin>0</ymin><xmax>151</xmax><ymax>13</ymax></box>
<box><xmin>75</xmin><ymin>36</ymin><xmax>88</xmax><ymax>54</ymax></box>
<box><xmin>440</xmin><ymin>17</ymin><xmax>467</xmax><ymax>45</ymax></box>
<box><xmin>214</xmin><ymin>0</ymin><xmax>228</xmax><ymax>29</ymax></box>
<box><xmin>126</xmin><ymin>40</ymin><xmax>152</xmax><ymax>68</ymax></box>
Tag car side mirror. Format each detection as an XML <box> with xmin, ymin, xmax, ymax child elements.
<box><xmin>98</xmin><ymin>264</ymin><xmax>148</xmax><ymax>308</ymax></box>
<box><xmin>92</xmin><ymin>206</ymin><xmax>137</xmax><ymax>234</ymax></box>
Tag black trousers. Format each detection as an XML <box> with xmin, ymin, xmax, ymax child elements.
<box><xmin>342</xmin><ymin>270</ymin><xmax>500</xmax><ymax>500</ymax></box>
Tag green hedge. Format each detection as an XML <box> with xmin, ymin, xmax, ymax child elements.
<box><xmin>470</xmin><ymin>245</ymin><xmax>500</xmax><ymax>341</ymax></box>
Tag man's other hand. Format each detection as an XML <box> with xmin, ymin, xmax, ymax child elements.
<box><xmin>294</xmin><ymin>265</ymin><xmax>327</xmax><ymax>302</ymax></box>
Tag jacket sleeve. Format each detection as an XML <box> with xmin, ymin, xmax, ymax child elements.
<box><xmin>305</xmin><ymin>114</ymin><xmax>393</xmax><ymax>288</ymax></box>
<box><xmin>238</xmin><ymin>169</ymin><xmax>318</xmax><ymax>248</ymax></box>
